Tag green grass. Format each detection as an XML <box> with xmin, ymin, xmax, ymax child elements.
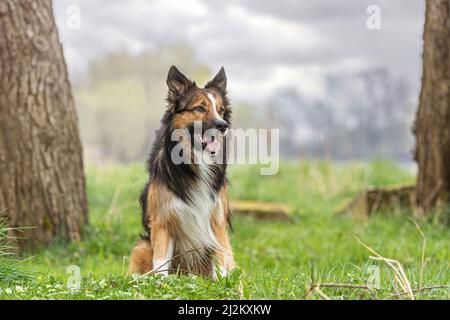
<box><xmin>0</xmin><ymin>160</ymin><xmax>448</xmax><ymax>299</ymax></box>
<box><xmin>0</xmin><ymin>219</ymin><xmax>33</xmax><ymax>284</ymax></box>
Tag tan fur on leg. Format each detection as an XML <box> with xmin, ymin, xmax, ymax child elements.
<box><xmin>128</xmin><ymin>237</ymin><xmax>153</xmax><ymax>275</ymax></box>
<box><xmin>212</xmin><ymin>188</ymin><xmax>235</xmax><ymax>277</ymax></box>
<box><xmin>151</xmin><ymin>223</ymin><xmax>174</xmax><ymax>276</ymax></box>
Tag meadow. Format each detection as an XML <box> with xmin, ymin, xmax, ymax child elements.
<box><xmin>0</xmin><ymin>161</ymin><xmax>449</xmax><ymax>300</ymax></box>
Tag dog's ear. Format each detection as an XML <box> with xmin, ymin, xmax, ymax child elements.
<box><xmin>167</xmin><ymin>65</ymin><xmax>195</xmax><ymax>98</ymax></box>
<box><xmin>206</xmin><ymin>66</ymin><xmax>227</xmax><ymax>94</ymax></box>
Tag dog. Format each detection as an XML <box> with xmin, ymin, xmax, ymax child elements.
<box><xmin>129</xmin><ymin>66</ymin><xmax>235</xmax><ymax>278</ymax></box>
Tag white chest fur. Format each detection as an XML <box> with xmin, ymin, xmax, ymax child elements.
<box><xmin>168</xmin><ymin>162</ymin><xmax>222</xmax><ymax>252</ymax></box>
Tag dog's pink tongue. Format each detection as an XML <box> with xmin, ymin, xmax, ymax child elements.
<box><xmin>206</xmin><ymin>140</ymin><xmax>220</xmax><ymax>153</ymax></box>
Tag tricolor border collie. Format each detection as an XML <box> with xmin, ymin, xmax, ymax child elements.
<box><xmin>129</xmin><ymin>66</ymin><xmax>235</xmax><ymax>278</ymax></box>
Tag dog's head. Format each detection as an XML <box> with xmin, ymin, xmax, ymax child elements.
<box><xmin>165</xmin><ymin>65</ymin><xmax>231</xmax><ymax>155</ymax></box>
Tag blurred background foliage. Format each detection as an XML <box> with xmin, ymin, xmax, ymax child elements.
<box><xmin>75</xmin><ymin>45</ymin><xmax>213</xmax><ymax>162</ymax></box>
<box><xmin>74</xmin><ymin>45</ymin><xmax>414</xmax><ymax>165</ymax></box>
<box><xmin>74</xmin><ymin>44</ymin><xmax>265</xmax><ymax>163</ymax></box>
<box><xmin>52</xmin><ymin>0</ymin><xmax>423</xmax><ymax>169</ymax></box>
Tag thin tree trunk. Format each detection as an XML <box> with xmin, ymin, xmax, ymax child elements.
<box><xmin>0</xmin><ymin>0</ymin><xmax>88</xmax><ymax>249</ymax></box>
<box><xmin>414</xmin><ymin>0</ymin><xmax>450</xmax><ymax>215</ymax></box>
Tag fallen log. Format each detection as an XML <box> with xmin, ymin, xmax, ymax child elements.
<box><xmin>230</xmin><ymin>200</ymin><xmax>293</xmax><ymax>221</ymax></box>
<box><xmin>336</xmin><ymin>184</ymin><xmax>416</xmax><ymax>219</ymax></box>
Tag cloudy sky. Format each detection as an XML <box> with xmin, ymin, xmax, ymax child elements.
<box><xmin>54</xmin><ymin>0</ymin><xmax>425</xmax><ymax>103</ymax></box>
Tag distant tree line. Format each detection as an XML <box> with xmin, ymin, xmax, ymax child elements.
<box><xmin>74</xmin><ymin>46</ymin><xmax>211</xmax><ymax>163</ymax></box>
<box><xmin>74</xmin><ymin>49</ymin><xmax>414</xmax><ymax>164</ymax></box>
<box><xmin>266</xmin><ymin>68</ymin><xmax>414</xmax><ymax>162</ymax></box>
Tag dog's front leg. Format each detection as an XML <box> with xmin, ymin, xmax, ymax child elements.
<box><xmin>151</xmin><ymin>224</ymin><xmax>174</xmax><ymax>277</ymax></box>
<box><xmin>212</xmin><ymin>223</ymin><xmax>235</xmax><ymax>278</ymax></box>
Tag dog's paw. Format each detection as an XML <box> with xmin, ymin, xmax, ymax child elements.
<box><xmin>212</xmin><ymin>265</ymin><xmax>229</xmax><ymax>280</ymax></box>
<box><xmin>156</xmin><ymin>270</ymin><xmax>169</xmax><ymax>277</ymax></box>
<box><xmin>152</xmin><ymin>259</ymin><xmax>170</xmax><ymax>277</ymax></box>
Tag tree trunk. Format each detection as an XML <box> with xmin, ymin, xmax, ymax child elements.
<box><xmin>414</xmin><ymin>0</ymin><xmax>450</xmax><ymax>215</ymax></box>
<box><xmin>0</xmin><ymin>0</ymin><xmax>88</xmax><ymax>249</ymax></box>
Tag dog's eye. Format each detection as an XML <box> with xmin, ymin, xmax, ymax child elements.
<box><xmin>220</xmin><ymin>107</ymin><xmax>225</xmax><ymax>114</ymax></box>
<box><xmin>195</xmin><ymin>106</ymin><xmax>206</xmax><ymax>113</ymax></box>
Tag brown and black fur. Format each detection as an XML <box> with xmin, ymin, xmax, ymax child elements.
<box><xmin>129</xmin><ymin>66</ymin><xmax>235</xmax><ymax>278</ymax></box>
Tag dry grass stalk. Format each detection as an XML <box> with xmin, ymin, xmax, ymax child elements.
<box><xmin>408</xmin><ymin>217</ymin><xmax>427</xmax><ymax>289</ymax></box>
<box><xmin>389</xmin><ymin>285</ymin><xmax>450</xmax><ymax>298</ymax></box>
<box><xmin>314</xmin><ymin>286</ymin><xmax>330</xmax><ymax>300</ymax></box>
<box><xmin>303</xmin><ymin>282</ymin><xmax>376</xmax><ymax>299</ymax></box>
<box><xmin>355</xmin><ymin>236</ymin><xmax>415</xmax><ymax>300</ymax></box>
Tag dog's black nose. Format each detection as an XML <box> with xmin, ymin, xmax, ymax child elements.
<box><xmin>212</xmin><ymin>119</ymin><xmax>228</xmax><ymax>133</ymax></box>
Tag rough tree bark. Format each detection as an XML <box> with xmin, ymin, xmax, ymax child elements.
<box><xmin>0</xmin><ymin>0</ymin><xmax>88</xmax><ymax>249</ymax></box>
<box><xmin>414</xmin><ymin>0</ymin><xmax>450</xmax><ymax>215</ymax></box>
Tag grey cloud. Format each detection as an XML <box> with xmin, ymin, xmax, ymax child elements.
<box><xmin>53</xmin><ymin>0</ymin><xmax>425</xmax><ymax>99</ymax></box>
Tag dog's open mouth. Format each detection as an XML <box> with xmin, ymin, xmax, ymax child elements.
<box><xmin>195</xmin><ymin>134</ymin><xmax>221</xmax><ymax>155</ymax></box>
